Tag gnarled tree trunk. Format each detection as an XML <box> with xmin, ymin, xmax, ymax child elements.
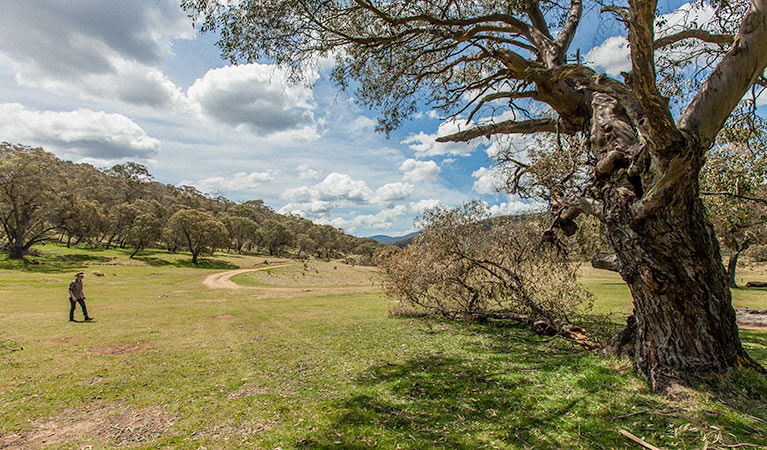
<box><xmin>591</xmin><ymin>92</ymin><xmax>763</xmax><ymax>392</ymax></box>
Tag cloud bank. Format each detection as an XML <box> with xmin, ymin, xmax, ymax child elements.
<box><xmin>0</xmin><ymin>103</ymin><xmax>159</xmax><ymax>160</ymax></box>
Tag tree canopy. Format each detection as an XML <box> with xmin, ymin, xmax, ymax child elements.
<box><xmin>183</xmin><ymin>0</ymin><xmax>767</xmax><ymax>392</ymax></box>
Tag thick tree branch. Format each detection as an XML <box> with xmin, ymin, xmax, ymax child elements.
<box><xmin>525</xmin><ymin>2</ymin><xmax>554</xmax><ymax>42</ymax></box>
<box><xmin>679</xmin><ymin>0</ymin><xmax>767</xmax><ymax>149</ymax></box>
<box><xmin>627</xmin><ymin>0</ymin><xmax>681</xmax><ymax>148</ymax></box>
<box><xmin>557</xmin><ymin>0</ymin><xmax>583</xmax><ymax>54</ymax></box>
<box><xmin>436</xmin><ymin>118</ymin><xmax>564</xmax><ymax>143</ymax></box>
<box><xmin>556</xmin><ymin>197</ymin><xmax>605</xmax><ymax>220</ymax></box>
<box><xmin>653</xmin><ymin>29</ymin><xmax>735</xmax><ymax>50</ymax></box>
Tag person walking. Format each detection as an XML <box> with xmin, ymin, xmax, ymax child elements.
<box><xmin>68</xmin><ymin>272</ymin><xmax>93</xmax><ymax>322</ymax></box>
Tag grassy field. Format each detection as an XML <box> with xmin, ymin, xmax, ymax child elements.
<box><xmin>1</xmin><ymin>244</ymin><xmax>766</xmax><ymax>449</ymax></box>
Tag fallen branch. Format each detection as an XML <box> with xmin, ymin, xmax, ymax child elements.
<box><xmin>484</xmin><ymin>310</ymin><xmax>598</xmax><ymax>350</ymax></box>
<box><xmin>619</xmin><ymin>430</ymin><xmax>665</xmax><ymax>450</ymax></box>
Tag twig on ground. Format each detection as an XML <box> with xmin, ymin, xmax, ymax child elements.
<box><xmin>619</xmin><ymin>429</ymin><xmax>665</xmax><ymax>450</ymax></box>
<box><xmin>719</xmin><ymin>444</ymin><xmax>762</xmax><ymax>448</ymax></box>
<box><xmin>611</xmin><ymin>409</ymin><xmax>678</xmax><ymax>422</ymax></box>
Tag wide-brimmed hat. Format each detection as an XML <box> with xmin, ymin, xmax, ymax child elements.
<box><xmin>76</xmin><ymin>272</ymin><xmax>84</xmax><ymax>277</ymax></box>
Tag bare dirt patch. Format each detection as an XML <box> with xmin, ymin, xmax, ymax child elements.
<box><xmin>0</xmin><ymin>403</ymin><xmax>174</xmax><ymax>449</ymax></box>
<box><xmin>212</xmin><ymin>314</ymin><xmax>234</xmax><ymax>319</ymax></box>
<box><xmin>736</xmin><ymin>308</ymin><xmax>767</xmax><ymax>330</ymax></box>
<box><xmin>50</xmin><ymin>337</ymin><xmax>72</xmax><ymax>343</ymax></box>
<box><xmin>87</xmin><ymin>342</ymin><xmax>151</xmax><ymax>356</ymax></box>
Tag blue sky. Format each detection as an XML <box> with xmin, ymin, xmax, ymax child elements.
<box><xmin>1</xmin><ymin>0</ymin><xmax>756</xmax><ymax>237</ymax></box>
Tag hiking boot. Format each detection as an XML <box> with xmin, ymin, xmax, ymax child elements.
<box><xmin>84</xmin><ymin>317</ymin><xmax>94</xmax><ymax>321</ymax></box>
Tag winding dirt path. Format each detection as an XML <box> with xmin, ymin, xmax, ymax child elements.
<box><xmin>202</xmin><ymin>265</ymin><xmax>291</xmax><ymax>289</ymax></box>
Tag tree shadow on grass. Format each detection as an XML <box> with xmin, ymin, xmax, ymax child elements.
<box><xmin>136</xmin><ymin>256</ymin><xmax>238</xmax><ymax>269</ymax></box>
<box><xmin>0</xmin><ymin>253</ymin><xmax>114</xmax><ymax>273</ymax></box>
<box><xmin>296</xmin><ymin>321</ymin><xmax>767</xmax><ymax>450</ymax></box>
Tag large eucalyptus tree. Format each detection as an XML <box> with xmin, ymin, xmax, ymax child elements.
<box><xmin>182</xmin><ymin>0</ymin><xmax>767</xmax><ymax>392</ymax></box>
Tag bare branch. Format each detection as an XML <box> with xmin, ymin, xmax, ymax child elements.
<box><xmin>680</xmin><ymin>0</ymin><xmax>767</xmax><ymax>148</ymax></box>
<box><xmin>601</xmin><ymin>5</ymin><xmax>630</xmax><ymax>22</ymax></box>
<box><xmin>701</xmin><ymin>191</ymin><xmax>767</xmax><ymax>206</ymax></box>
<box><xmin>466</xmin><ymin>90</ymin><xmax>538</xmax><ymax>123</ymax></box>
<box><xmin>352</xmin><ymin>0</ymin><xmax>532</xmax><ymax>37</ymax></box>
<box><xmin>653</xmin><ymin>29</ymin><xmax>735</xmax><ymax>50</ymax></box>
<box><xmin>436</xmin><ymin>118</ymin><xmax>565</xmax><ymax>143</ymax></box>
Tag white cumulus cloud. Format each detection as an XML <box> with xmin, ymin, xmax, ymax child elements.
<box><xmin>0</xmin><ymin>0</ymin><xmax>191</xmax><ymax>108</ymax></box>
<box><xmin>586</xmin><ymin>2</ymin><xmax>719</xmax><ymax>78</ymax></box>
<box><xmin>0</xmin><ymin>103</ymin><xmax>159</xmax><ymax>160</ymax></box>
<box><xmin>282</xmin><ymin>173</ymin><xmax>372</xmax><ymax>204</ymax></box>
<box><xmin>472</xmin><ymin>166</ymin><xmax>506</xmax><ymax>195</ymax></box>
<box><xmin>298</xmin><ymin>164</ymin><xmax>322</xmax><ymax>180</ymax></box>
<box><xmin>184</xmin><ymin>171</ymin><xmax>274</xmax><ymax>194</ymax></box>
<box><xmin>401</xmin><ymin>120</ymin><xmax>483</xmax><ymax>158</ymax></box>
<box><xmin>282</xmin><ymin>173</ymin><xmax>414</xmax><ymax>207</ymax></box>
<box><xmin>399</xmin><ymin>159</ymin><xmax>441</xmax><ymax>182</ymax></box>
<box><xmin>187</xmin><ymin>63</ymin><xmax>317</xmax><ymax>137</ymax></box>
<box><xmin>324</xmin><ymin>205</ymin><xmax>408</xmax><ymax>233</ymax></box>
<box><xmin>585</xmin><ymin>36</ymin><xmax>631</xmax><ymax>77</ymax></box>
<box><xmin>486</xmin><ymin>200</ymin><xmax>546</xmax><ymax>216</ymax></box>
<box><xmin>409</xmin><ymin>199</ymin><xmax>442</xmax><ymax>213</ymax></box>
<box><xmin>374</xmin><ymin>182</ymin><xmax>415</xmax><ymax>203</ymax></box>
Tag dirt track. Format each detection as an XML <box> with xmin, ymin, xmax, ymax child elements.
<box><xmin>202</xmin><ymin>265</ymin><xmax>291</xmax><ymax>289</ymax></box>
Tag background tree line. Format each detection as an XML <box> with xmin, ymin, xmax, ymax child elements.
<box><xmin>0</xmin><ymin>142</ymin><xmax>381</xmax><ymax>263</ymax></box>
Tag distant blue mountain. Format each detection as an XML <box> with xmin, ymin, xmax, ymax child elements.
<box><xmin>367</xmin><ymin>232</ymin><xmax>419</xmax><ymax>246</ymax></box>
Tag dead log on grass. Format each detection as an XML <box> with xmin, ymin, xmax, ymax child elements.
<box><xmin>483</xmin><ymin>310</ymin><xmax>597</xmax><ymax>350</ymax></box>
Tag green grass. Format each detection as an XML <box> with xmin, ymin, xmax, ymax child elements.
<box><xmin>0</xmin><ymin>243</ymin><xmax>766</xmax><ymax>449</ymax></box>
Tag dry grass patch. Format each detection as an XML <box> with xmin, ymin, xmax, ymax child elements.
<box><xmin>190</xmin><ymin>417</ymin><xmax>277</xmax><ymax>443</ymax></box>
<box><xmin>237</xmin><ymin>259</ymin><xmax>381</xmax><ymax>288</ymax></box>
<box><xmin>212</xmin><ymin>314</ymin><xmax>234</xmax><ymax>319</ymax></box>
<box><xmin>0</xmin><ymin>402</ymin><xmax>174</xmax><ymax>449</ymax></box>
<box><xmin>87</xmin><ymin>342</ymin><xmax>151</xmax><ymax>356</ymax></box>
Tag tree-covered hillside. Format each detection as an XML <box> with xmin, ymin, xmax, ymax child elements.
<box><xmin>0</xmin><ymin>142</ymin><xmax>380</xmax><ymax>262</ymax></box>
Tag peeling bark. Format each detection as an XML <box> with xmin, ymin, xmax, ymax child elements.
<box><xmin>590</xmin><ymin>91</ymin><xmax>765</xmax><ymax>391</ymax></box>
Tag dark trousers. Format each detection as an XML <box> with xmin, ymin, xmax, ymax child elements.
<box><xmin>69</xmin><ymin>298</ymin><xmax>89</xmax><ymax>320</ymax></box>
